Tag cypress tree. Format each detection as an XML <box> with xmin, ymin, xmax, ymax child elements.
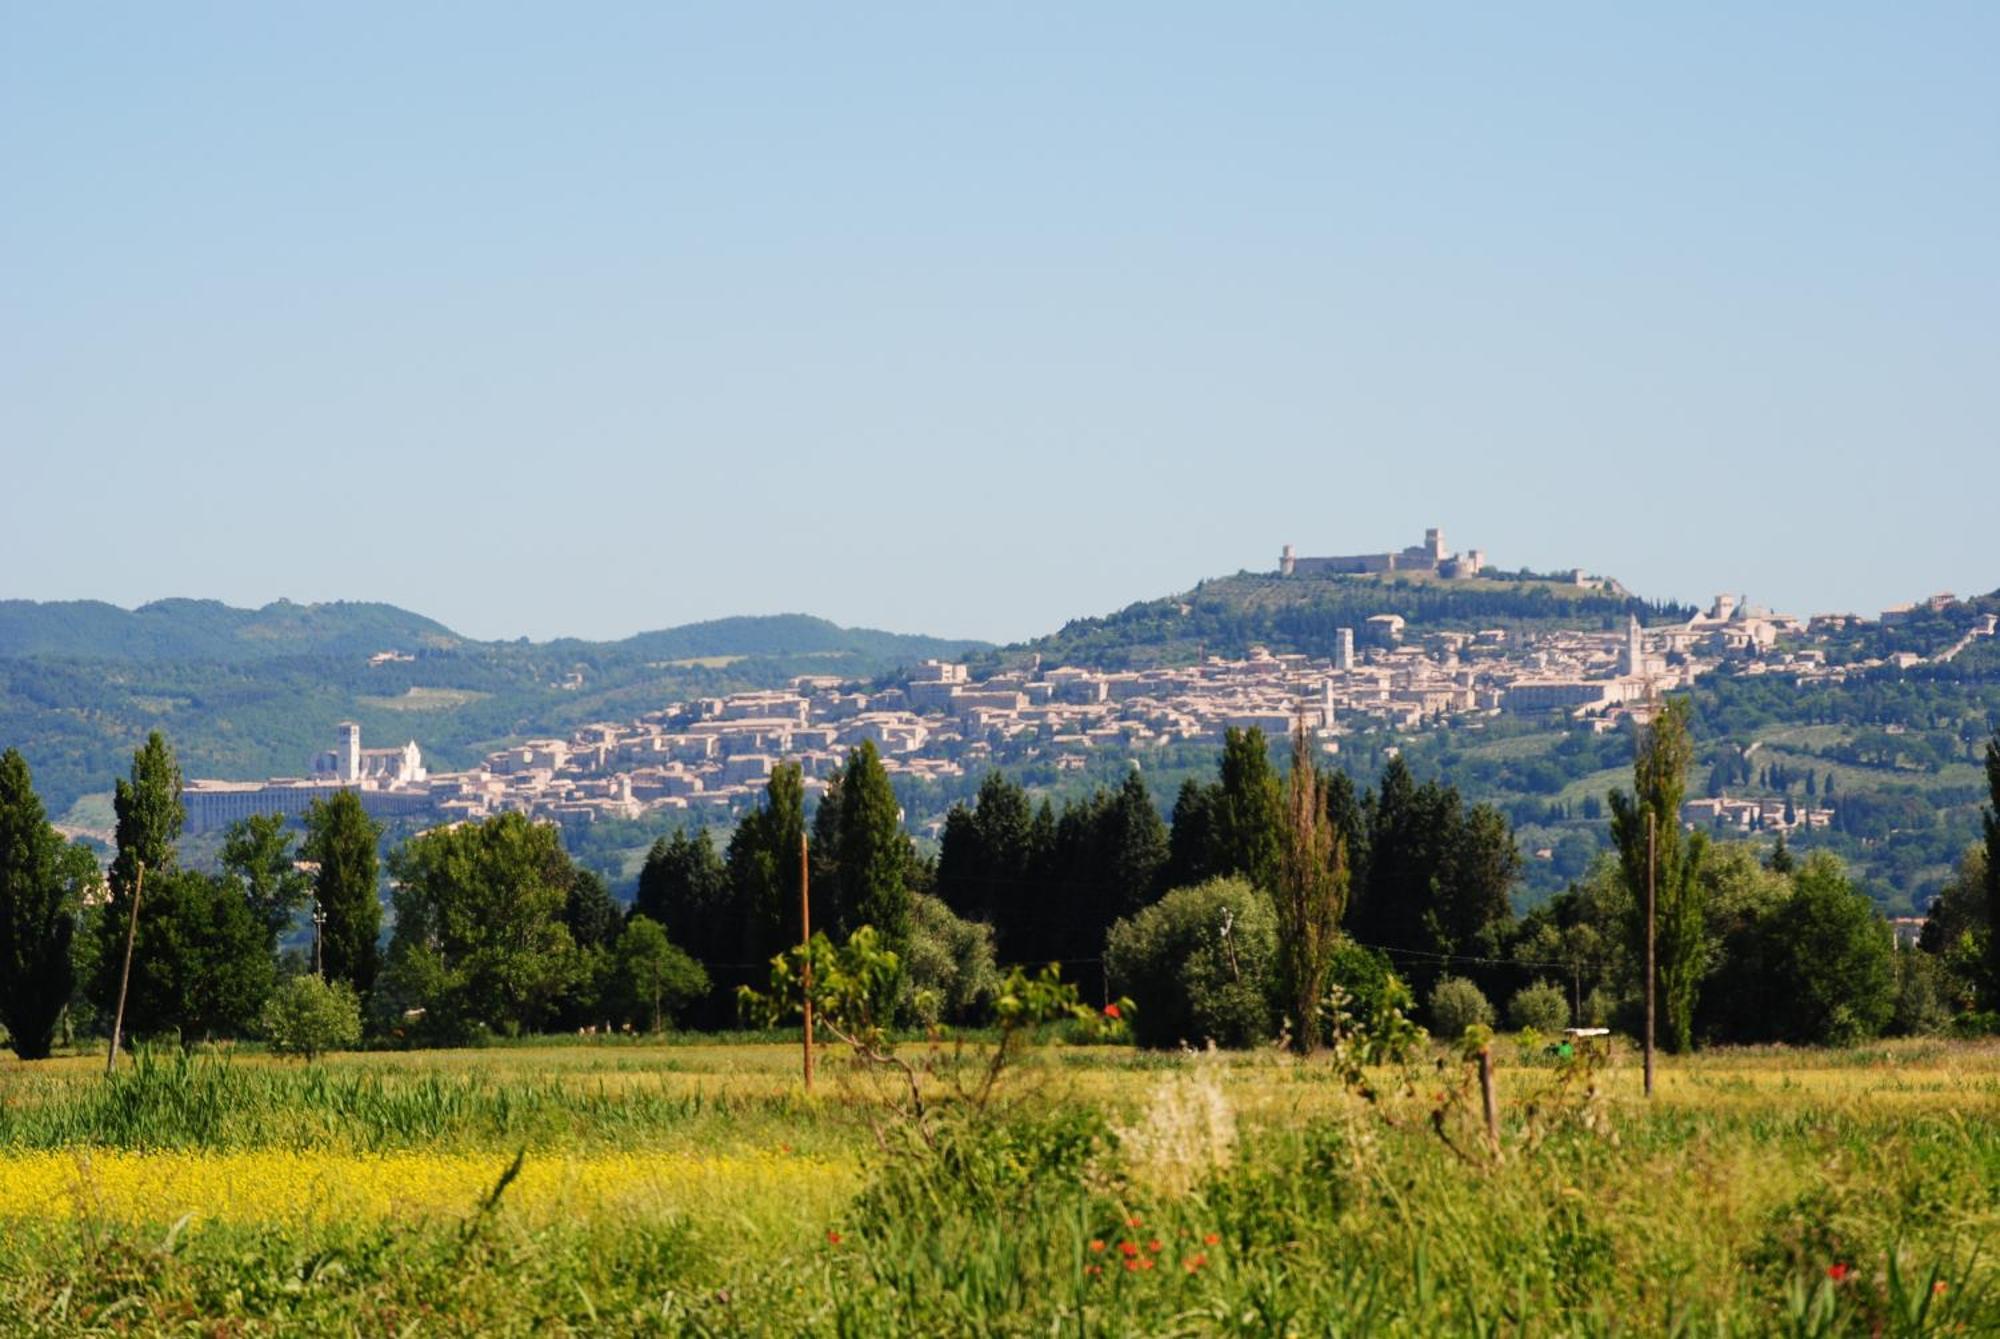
<box><xmin>1103</xmin><ymin>769</ymin><xmax>1169</xmax><ymax>913</ymax></box>
<box><xmin>0</xmin><ymin>750</ymin><xmax>91</xmax><ymax>1060</ymax></box>
<box><xmin>635</xmin><ymin>827</ymin><xmax>729</xmax><ymax>962</ymax></box>
<box><xmin>725</xmin><ymin>762</ymin><xmax>806</xmax><ymax>964</ymax></box>
<box><xmin>808</xmin><ymin>769</ymin><xmax>844</xmax><ymax>918</ymax></box>
<box><xmin>1166</xmin><ymin>778</ymin><xmax>1221</xmax><ymax>891</ymax></box>
<box><xmin>301</xmin><ymin>790</ymin><xmax>382</xmax><ymax>996</ymax></box>
<box><xmin>835</xmin><ymin>741</ymin><xmax>911</xmax><ymax>956</ymax></box>
<box><xmin>1215</xmin><ymin>728</ymin><xmax>1282</xmax><ymax>889</ymax></box>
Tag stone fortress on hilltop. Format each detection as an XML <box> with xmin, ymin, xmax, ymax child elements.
<box><xmin>1280</xmin><ymin>528</ymin><xmax>1487</xmax><ymax>580</ymax></box>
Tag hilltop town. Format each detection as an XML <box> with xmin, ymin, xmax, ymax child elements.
<box><xmin>179</xmin><ymin>531</ymin><xmax>1997</xmax><ymax>847</ymax></box>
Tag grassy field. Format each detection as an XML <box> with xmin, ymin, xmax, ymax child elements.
<box><xmin>1</xmin><ymin>1038</ymin><xmax>1996</xmax><ymax>1335</ymax></box>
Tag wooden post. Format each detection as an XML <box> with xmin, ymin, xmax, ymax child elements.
<box><xmin>800</xmin><ymin>832</ymin><xmax>814</xmax><ymax>1095</ymax></box>
<box><xmin>1644</xmin><ymin>810</ymin><xmax>1657</xmax><ymax>1099</ymax></box>
<box><xmin>106</xmin><ymin>860</ymin><xmax>144</xmax><ymax>1077</ymax></box>
<box><xmin>1478</xmin><ymin>1042</ymin><xmax>1500</xmax><ymax>1157</ymax></box>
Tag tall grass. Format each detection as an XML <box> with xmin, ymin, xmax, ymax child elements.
<box><xmin>0</xmin><ymin>1046</ymin><xmax>842</xmax><ymax>1154</ymax></box>
<box><xmin>0</xmin><ymin>1039</ymin><xmax>1995</xmax><ymax>1334</ymax></box>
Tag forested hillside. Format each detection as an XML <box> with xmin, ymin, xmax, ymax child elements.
<box><xmin>0</xmin><ymin>600</ymin><xmax>984</xmax><ymax>819</ymax></box>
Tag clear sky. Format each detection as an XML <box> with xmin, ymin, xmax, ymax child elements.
<box><xmin>4</xmin><ymin>4</ymin><xmax>1995</xmax><ymax>644</ymax></box>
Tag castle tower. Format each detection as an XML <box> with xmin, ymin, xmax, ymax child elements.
<box><xmin>1335</xmin><ymin>627</ymin><xmax>1356</xmax><ymax>671</ymax></box>
<box><xmin>1280</xmin><ymin>544</ymin><xmax>1297</xmax><ymax>577</ymax></box>
<box><xmin>336</xmin><ymin>721</ymin><xmax>362</xmax><ymax>784</ymax></box>
<box><xmin>1625</xmin><ymin>616</ymin><xmax>1644</xmax><ymax>679</ymax></box>
<box><xmin>1424</xmin><ymin>527</ymin><xmax>1446</xmax><ymax>562</ymax></box>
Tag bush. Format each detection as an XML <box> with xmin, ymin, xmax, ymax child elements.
<box><xmin>1508</xmin><ymin>980</ymin><xmax>1571</xmax><ymax>1034</ymax></box>
<box><xmin>1427</xmin><ymin>976</ymin><xmax>1493</xmax><ymax>1040</ymax></box>
<box><xmin>1105</xmin><ymin>877</ymin><xmax>1278</xmax><ymax>1049</ymax></box>
<box><xmin>1892</xmin><ymin>949</ymin><xmax>1953</xmax><ymax>1036</ymax></box>
<box><xmin>900</xmin><ymin>894</ymin><xmax>999</xmax><ymax>1027</ymax></box>
<box><xmin>1323</xmin><ymin>941</ymin><xmax>1407</xmax><ymax>1039</ymax></box>
<box><xmin>260</xmin><ymin>975</ymin><xmax>362</xmax><ymax>1061</ymax></box>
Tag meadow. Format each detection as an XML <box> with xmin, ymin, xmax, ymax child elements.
<box><xmin>0</xmin><ymin>1037</ymin><xmax>1996</xmax><ymax>1336</ymax></box>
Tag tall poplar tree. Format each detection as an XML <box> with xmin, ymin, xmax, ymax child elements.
<box><xmin>1276</xmin><ymin>716</ymin><xmax>1348</xmax><ymax>1054</ymax></box>
<box><xmin>0</xmin><ymin>750</ymin><xmax>93</xmax><ymax>1060</ymax></box>
<box><xmin>1609</xmin><ymin>696</ymin><xmax>1711</xmax><ymax>1053</ymax></box>
<box><xmin>96</xmin><ymin>731</ymin><xmax>184</xmax><ymax>1012</ymax></box>
<box><xmin>301</xmin><ymin>790</ymin><xmax>382</xmax><ymax>996</ymax></box>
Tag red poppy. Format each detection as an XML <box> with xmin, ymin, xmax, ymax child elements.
<box><xmin>1933</xmin><ymin>1280</ymin><xmax>1948</xmax><ymax>1295</ymax></box>
<box><xmin>1137</xmin><ymin>1257</ymin><xmax>1155</xmax><ymax>1272</ymax></box>
<box><xmin>1147</xmin><ymin>1239</ymin><xmax>1163</xmax><ymax>1254</ymax></box>
<box><xmin>1084</xmin><ymin>1264</ymin><xmax>1102</xmax><ymax>1277</ymax></box>
<box><xmin>1124</xmin><ymin>1259</ymin><xmax>1140</xmax><ymax>1273</ymax></box>
<box><xmin>1088</xmin><ymin>1239</ymin><xmax>1106</xmax><ymax>1254</ymax></box>
<box><xmin>1126</xmin><ymin>1215</ymin><xmax>1143</xmax><ymax>1228</ymax></box>
<box><xmin>1203</xmin><ymin>1233</ymin><xmax>1220</xmax><ymax>1247</ymax></box>
<box><xmin>1184</xmin><ymin>1253</ymin><xmax>1208</xmax><ymax>1273</ymax></box>
<box><xmin>826</xmin><ymin>1231</ymin><xmax>843</xmax><ymax>1246</ymax></box>
<box><xmin>1827</xmin><ymin>1263</ymin><xmax>1850</xmax><ymax>1282</ymax></box>
<box><xmin>1103</xmin><ymin>1003</ymin><xmax>1122</xmax><ymax>1019</ymax></box>
<box><xmin>1119</xmin><ymin>1241</ymin><xmax>1139</xmax><ymax>1258</ymax></box>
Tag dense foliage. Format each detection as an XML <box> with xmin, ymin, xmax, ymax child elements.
<box><xmin>1</xmin><ymin>714</ymin><xmax>1988</xmax><ymax>1058</ymax></box>
<box><xmin>1105</xmin><ymin>877</ymin><xmax>1280</xmax><ymax>1048</ymax></box>
<box><xmin>0</xmin><ymin>750</ymin><xmax>92</xmax><ymax>1058</ymax></box>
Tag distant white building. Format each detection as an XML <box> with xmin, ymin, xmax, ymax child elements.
<box><xmin>181</xmin><ymin>722</ymin><xmax>435</xmax><ymax>834</ymax></box>
<box><xmin>315</xmin><ymin>721</ymin><xmax>427</xmax><ymax>785</ymax></box>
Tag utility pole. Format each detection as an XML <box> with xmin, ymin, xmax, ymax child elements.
<box><xmin>800</xmin><ymin>832</ymin><xmax>814</xmax><ymax>1095</ymax></box>
<box><xmin>1644</xmin><ymin>811</ymin><xmax>1657</xmax><ymax>1099</ymax></box>
<box><xmin>106</xmin><ymin>860</ymin><xmax>144</xmax><ymax>1077</ymax></box>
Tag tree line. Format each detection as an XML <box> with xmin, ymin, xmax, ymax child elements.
<box><xmin>4</xmin><ymin>709</ymin><xmax>1998</xmax><ymax>1060</ymax></box>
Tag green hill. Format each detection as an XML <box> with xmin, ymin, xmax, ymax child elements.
<box><xmin>0</xmin><ymin>598</ymin><xmax>462</xmax><ymax>661</ymax></box>
<box><xmin>0</xmin><ymin>600</ymin><xmax>986</xmax><ymax>817</ymax></box>
<box><xmin>989</xmin><ymin>569</ymin><xmax>1694</xmax><ymax>669</ymax></box>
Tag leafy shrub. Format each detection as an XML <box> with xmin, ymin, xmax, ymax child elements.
<box><xmin>1508</xmin><ymin>981</ymin><xmax>1571</xmax><ymax>1034</ymax></box>
<box><xmin>899</xmin><ymin>894</ymin><xmax>999</xmax><ymax>1027</ymax></box>
<box><xmin>1105</xmin><ymin>878</ymin><xmax>1278</xmax><ymax>1049</ymax></box>
<box><xmin>260</xmin><ymin>975</ymin><xmax>362</xmax><ymax>1061</ymax></box>
<box><xmin>1427</xmin><ymin>976</ymin><xmax>1493</xmax><ymax>1040</ymax></box>
<box><xmin>1325</xmin><ymin>941</ymin><xmax>1404</xmax><ymax>1038</ymax></box>
<box><xmin>1891</xmin><ymin>949</ymin><xmax>1953</xmax><ymax>1036</ymax></box>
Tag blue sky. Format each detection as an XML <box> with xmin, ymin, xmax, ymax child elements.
<box><xmin>3</xmin><ymin>4</ymin><xmax>1994</xmax><ymax>643</ymax></box>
